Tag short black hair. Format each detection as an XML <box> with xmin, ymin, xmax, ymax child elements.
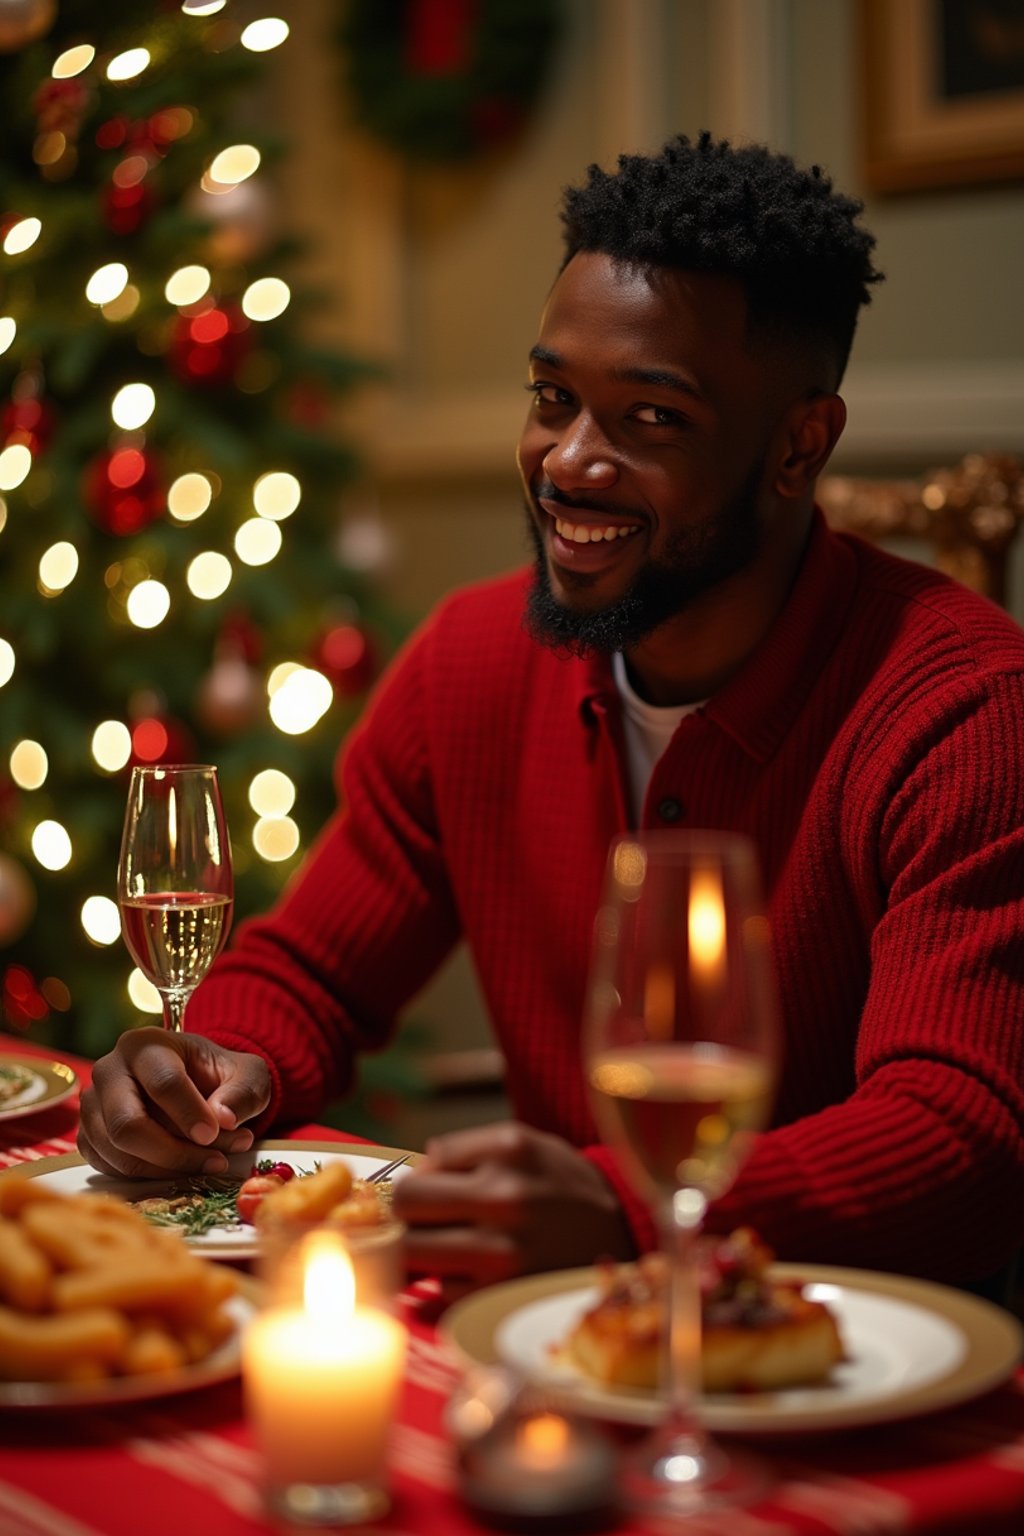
<box><xmin>560</xmin><ymin>131</ymin><xmax>883</xmax><ymax>386</ymax></box>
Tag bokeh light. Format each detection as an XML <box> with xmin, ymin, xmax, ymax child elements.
<box><xmin>10</xmin><ymin>740</ymin><xmax>47</xmax><ymax>790</ymax></box>
<box><xmin>31</xmin><ymin>820</ymin><xmax>72</xmax><ymax>871</ymax></box>
<box><xmin>107</xmin><ymin>49</ymin><xmax>150</xmax><ymax>82</ymax></box>
<box><xmin>3</xmin><ymin>218</ymin><xmax>41</xmax><ymax>255</ymax></box>
<box><xmin>52</xmin><ymin>44</ymin><xmax>96</xmax><ymax>78</ymax></box>
<box><xmin>253</xmin><ymin>816</ymin><xmax>300</xmax><ymax>862</ymax></box>
<box><xmin>208</xmin><ymin>144</ymin><xmax>260</xmax><ymax>186</ymax></box>
<box><xmin>248</xmin><ymin>768</ymin><xmax>296</xmax><ymax>817</ymax></box>
<box><xmin>126</xmin><ymin>579</ymin><xmax>170</xmax><ymax>628</ymax></box>
<box><xmin>0</xmin><ymin>639</ymin><xmax>15</xmax><ymax>687</ymax></box>
<box><xmin>268</xmin><ymin>667</ymin><xmax>332</xmax><ymax>734</ymax></box>
<box><xmin>242</xmin><ymin>277</ymin><xmax>290</xmax><ymax>322</ymax></box>
<box><xmin>128</xmin><ymin>968</ymin><xmax>163</xmax><ymax>1013</ymax></box>
<box><xmin>0</xmin><ymin>317</ymin><xmax>16</xmax><ymax>355</ymax></box>
<box><xmin>111</xmin><ymin>382</ymin><xmax>155</xmax><ymax>430</ymax></box>
<box><xmin>234</xmin><ymin>517</ymin><xmax>281</xmax><ymax>565</ymax></box>
<box><xmin>165</xmin><ymin>264</ymin><xmax>211</xmax><ymax>306</ymax></box>
<box><xmin>81</xmin><ymin>896</ymin><xmax>121</xmax><ymax>946</ymax></box>
<box><xmin>38</xmin><ymin>541</ymin><xmax>79</xmax><ymax>594</ymax></box>
<box><xmin>186</xmin><ymin>550</ymin><xmax>232</xmax><ymax>599</ymax></box>
<box><xmin>0</xmin><ymin>443</ymin><xmax>32</xmax><ymax>490</ymax></box>
<box><xmin>241</xmin><ymin>18</ymin><xmax>289</xmax><ymax>51</ymax></box>
<box><xmin>86</xmin><ymin>262</ymin><xmax>129</xmax><ymax>305</ymax></box>
<box><xmin>92</xmin><ymin>720</ymin><xmax>132</xmax><ymax>772</ymax></box>
<box><xmin>253</xmin><ymin>470</ymin><xmax>300</xmax><ymax>520</ymax></box>
<box><xmin>168</xmin><ymin>472</ymin><xmax>213</xmax><ymax>521</ymax></box>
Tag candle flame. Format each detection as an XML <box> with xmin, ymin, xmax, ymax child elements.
<box><xmin>302</xmin><ymin>1231</ymin><xmax>355</xmax><ymax>1326</ymax></box>
<box><xmin>689</xmin><ymin>866</ymin><xmax>725</xmax><ymax>981</ymax></box>
<box><xmin>516</xmin><ymin>1411</ymin><xmax>569</xmax><ymax>1468</ymax></box>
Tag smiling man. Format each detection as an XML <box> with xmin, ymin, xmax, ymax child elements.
<box><xmin>80</xmin><ymin>134</ymin><xmax>1024</xmax><ymax>1297</ymax></box>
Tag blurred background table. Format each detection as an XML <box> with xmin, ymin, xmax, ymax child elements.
<box><xmin>1</xmin><ymin>1032</ymin><xmax>1023</xmax><ymax>1536</ymax></box>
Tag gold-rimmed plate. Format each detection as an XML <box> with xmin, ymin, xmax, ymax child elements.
<box><xmin>0</xmin><ymin>1055</ymin><xmax>78</xmax><ymax>1123</ymax></box>
<box><xmin>0</xmin><ymin>1139</ymin><xmax>417</xmax><ymax>1259</ymax></box>
<box><xmin>441</xmin><ymin>1263</ymin><xmax>1023</xmax><ymax>1435</ymax></box>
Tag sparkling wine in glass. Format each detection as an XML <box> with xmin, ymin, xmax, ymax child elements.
<box><xmin>118</xmin><ymin>764</ymin><xmax>233</xmax><ymax>1033</ymax></box>
<box><xmin>585</xmin><ymin>829</ymin><xmax>779</xmax><ymax>1514</ymax></box>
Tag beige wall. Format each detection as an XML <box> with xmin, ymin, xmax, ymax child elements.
<box><xmin>269</xmin><ymin>0</ymin><xmax>1024</xmax><ymax>1058</ymax></box>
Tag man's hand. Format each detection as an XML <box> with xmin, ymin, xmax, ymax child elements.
<box><xmin>77</xmin><ymin>1027</ymin><xmax>272</xmax><ymax>1179</ymax></box>
<box><xmin>392</xmin><ymin>1121</ymin><xmax>635</xmax><ymax>1295</ymax></box>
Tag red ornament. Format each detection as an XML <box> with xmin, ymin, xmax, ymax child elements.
<box><xmin>129</xmin><ymin>714</ymin><xmax>194</xmax><ymax>768</ymax></box>
<box><xmin>32</xmin><ymin>77</ymin><xmax>89</xmax><ymax>138</ymax></box>
<box><xmin>102</xmin><ymin>177</ymin><xmax>157</xmax><ymax>235</ymax></box>
<box><xmin>168</xmin><ymin>304</ymin><xmax>252</xmax><ymax>389</ymax></box>
<box><xmin>2</xmin><ymin>965</ymin><xmax>48</xmax><ymax>1029</ymax></box>
<box><xmin>315</xmin><ymin>622</ymin><xmax>377</xmax><ymax>696</ymax></box>
<box><xmin>2</xmin><ymin>395</ymin><xmax>55</xmax><ymax>456</ymax></box>
<box><xmin>405</xmin><ymin>0</ymin><xmax>477</xmax><ymax>75</ymax></box>
<box><xmin>83</xmin><ymin>445</ymin><xmax>165</xmax><ymax>535</ymax></box>
<box><xmin>220</xmin><ymin>610</ymin><xmax>263</xmax><ymax>666</ymax></box>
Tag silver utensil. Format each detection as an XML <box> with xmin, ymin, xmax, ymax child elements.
<box><xmin>366</xmin><ymin>1152</ymin><xmax>412</xmax><ymax>1183</ymax></box>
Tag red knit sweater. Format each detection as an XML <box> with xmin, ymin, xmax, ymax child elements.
<box><xmin>188</xmin><ymin>512</ymin><xmax>1024</xmax><ymax>1284</ymax></box>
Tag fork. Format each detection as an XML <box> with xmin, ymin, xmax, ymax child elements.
<box><xmin>366</xmin><ymin>1152</ymin><xmax>412</xmax><ymax>1184</ymax></box>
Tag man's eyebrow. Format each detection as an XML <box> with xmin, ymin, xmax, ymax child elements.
<box><xmin>528</xmin><ymin>345</ymin><xmax>562</xmax><ymax>368</ymax></box>
<box><xmin>611</xmin><ymin>366</ymin><xmax>706</xmax><ymax>402</ymax></box>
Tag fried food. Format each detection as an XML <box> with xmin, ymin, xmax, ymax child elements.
<box><xmin>254</xmin><ymin>1160</ymin><xmax>388</xmax><ymax>1232</ymax></box>
<box><xmin>0</xmin><ymin>1171</ymin><xmax>238</xmax><ymax>1386</ymax></box>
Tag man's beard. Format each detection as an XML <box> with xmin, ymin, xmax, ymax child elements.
<box><xmin>524</xmin><ymin>464</ymin><xmax>764</xmax><ymax>656</ymax></box>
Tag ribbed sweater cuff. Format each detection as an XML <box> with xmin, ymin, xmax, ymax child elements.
<box><xmin>582</xmin><ymin>1142</ymin><xmax>657</xmax><ymax>1255</ymax></box>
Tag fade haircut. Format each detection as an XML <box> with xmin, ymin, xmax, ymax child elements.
<box><xmin>560</xmin><ymin>131</ymin><xmax>883</xmax><ymax>387</ymax></box>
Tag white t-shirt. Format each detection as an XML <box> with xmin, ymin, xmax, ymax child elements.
<box><xmin>612</xmin><ymin>651</ymin><xmax>705</xmax><ymax>822</ymax></box>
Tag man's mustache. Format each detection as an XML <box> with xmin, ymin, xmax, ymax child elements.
<box><xmin>532</xmin><ymin>479</ymin><xmax>649</xmax><ymax>523</ymax></box>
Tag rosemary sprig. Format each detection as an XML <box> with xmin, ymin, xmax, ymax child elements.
<box><xmin>140</xmin><ymin>1179</ymin><xmax>243</xmax><ymax>1237</ymax></box>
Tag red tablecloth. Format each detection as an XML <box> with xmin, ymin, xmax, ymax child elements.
<box><xmin>1</xmin><ymin>1033</ymin><xmax>1023</xmax><ymax>1536</ymax></box>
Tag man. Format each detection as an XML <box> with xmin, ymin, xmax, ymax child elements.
<box><xmin>80</xmin><ymin>133</ymin><xmax>1024</xmax><ymax>1293</ymax></box>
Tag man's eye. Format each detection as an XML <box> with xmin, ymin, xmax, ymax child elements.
<box><xmin>524</xmin><ymin>381</ymin><xmax>571</xmax><ymax>407</ymax></box>
<box><xmin>633</xmin><ymin>404</ymin><xmax>686</xmax><ymax>426</ymax></box>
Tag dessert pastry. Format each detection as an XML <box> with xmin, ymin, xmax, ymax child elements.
<box><xmin>566</xmin><ymin>1227</ymin><xmax>844</xmax><ymax>1393</ymax></box>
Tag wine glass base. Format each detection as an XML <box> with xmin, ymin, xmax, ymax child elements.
<box><xmin>620</xmin><ymin>1424</ymin><xmax>771</xmax><ymax>1517</ymax></box>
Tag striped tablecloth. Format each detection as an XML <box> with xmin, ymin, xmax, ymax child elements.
<box><xmin>1</xmin><ymin>1032</ymin><xmax>1023</xmax><ymax>1536</ymax></box>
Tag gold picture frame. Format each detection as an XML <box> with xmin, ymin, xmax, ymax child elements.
<box><xmin>861</xmin><ymin>0</ymin><xmax>1024</xmax><ymax>192</ymax></box>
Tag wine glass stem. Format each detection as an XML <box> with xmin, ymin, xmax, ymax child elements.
<box><xmin>161</xmin><ymin>992</ymin><xmax>190</xmax><ymax>1033</ymax></box>
<box><xmin>661</xmin><ymin>1192</ymin><xmax>708</xmax><ymax>1448</ymax></box>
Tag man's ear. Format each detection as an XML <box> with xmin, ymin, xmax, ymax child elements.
<box><xmin>773</xmin><ymin>393</ymin><xmax>847</xmax><ymax>499</ymax></box>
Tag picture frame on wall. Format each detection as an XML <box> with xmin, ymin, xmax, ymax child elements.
<box><xmin>861</xmin><ymin>0</ymin><xmax>1024</xmax><ymax>192</ymax></box>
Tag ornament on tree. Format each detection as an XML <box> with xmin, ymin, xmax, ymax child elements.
<box><xmin>32</xmin><ymin>77</ymin><xmax>89</xmax><ymax>140</ymax></box>
<box><xmin>314</xmin><ymin>620</ymin><xmax>377</xmax><ymax>696</ymax></box>
<box><xmin>83</xmin><ymin>443</ymin><xmax>165</xmax><ymax>535</ymax></box>
<box><xmin>0</xmin><ymin>853</ymin><xmax>36</xmax><ymax>947</ymax></box>
<box><xmin>2</xmin><ymin>964</ymin><xmax>47</xmax><ymax>1028</ymax></box>
<box><xmin>196</xmin><ymin>639</ymin><xmax>264</xmax><ymax>736</ymax></box>
<box><xmin>129</xmin><ymin>712</ymin><xmax>195</xmax><ymax>768</ymax></box>
<box><xmin>2</xmin><ymin>394</ymin><xmax>55</xmax><ymax>457</ymax></box>
<box><xmin>169</xmin><ymin>303</ymin><xmax>252</xmax><ymax>388</ymax></box>
<box><xmin>102</xmin><ymin>177</ymin><xmax>157</xmax><ymax>236</ymax></box>
<box><xmin>185</xmin><ymin>175</ymin><xmax>275</xmax><ymax>265</ymax></box>
<box><xmin>336</xmin><ymin>508</ymin><xmax>398</xmax><ymax>574</ymax></box>
<box><xmin>0</xmin><ymin>0</ymin><xmax>55</xmax><ymax>53</ymax></box>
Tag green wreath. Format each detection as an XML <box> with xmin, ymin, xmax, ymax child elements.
<box><xmin>339</xmin><ymin>0</ymin><xmax>563</xmax><ymax>163</ymax></box>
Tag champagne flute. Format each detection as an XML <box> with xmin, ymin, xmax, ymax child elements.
<box><xmin>118</xmin><ymin>764</ymin><xmax>233</xmax><ymax>1034</ymax></box>
<box><xmin>584</xmin><ymin>829</ymin><xmax>778</xmax><ymax>1514</ymax></box>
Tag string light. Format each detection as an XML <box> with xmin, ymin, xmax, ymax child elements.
<box><xmin>186</xmin><ymin>550</ymin><xmax>232</xmax><ymax>599</ymax></box>
<box><xmin>127</xmin><ymin>968</ymin><xmax>162</xmax><ymax>1013</ymax></box>
<box><xmin>182</xmin><ymin>0</ymin><xmax>227</xmax><ymax>14</ymax></box>
<box><xmin>0</xmin><ymin>444</ymin><xmax>32</xmax><ymax>490</ymax></box>
<box><xmin>81</xmin><ymin>896</ymin><xmax>121</xmax><ymax>946</ymax></box>
<box><xmin>111</xmin><ymin>383</ymin><xmax>155</xmax><ymax>430</ymax></box>
<box><xmin>207</xmin><ymin>145</ymin><xmax>260</xmax><ymax>188</ymax></box>
<box><xmin>266</xmin><ymin>661</ymin><xmax>300</xmax><ymax>696</ymax></box>
<box><xmin>10</xmin><ymin>740</ymin><xmax>47</xmax><ymax>790</ymax></box>
<box><xmin>31</xmin><ymin>820</ymin><xmax>72</xmax><ymax>871</ymax></box>
<box><xmin>102</xmin><ymin>286</ymin><xmax>140</xmax><ymax>322</ymax></box>
<box><xmin>126</xmin><ymin>579</ymin><xmax>170</xmax><ymax>629</ymax></box>
<box><xmin>0</xmin><ymin>639</ymin><xmax>14</xmax><ymax>687</ymax></box>
<box><xmin>168</xmin><ymin>472</ymin><xmax>213</xmax><ymax>521</ymax></box>
<box><xmin>253</xmin><ymin>470</ymin><xmax>300</xmax><ymax>520</ymax></box>
<box><xmin>0</xmin><ymin>496</ymin><xmax>6</xmax><ymax>533</ymax></box>
<box><xmin>92</xmin><ymin>720</ymin><xmax>132</xmax><ymax>772</ymax></box>
<box><xmin>253</xmin><ymin>815</ymin><xmax>300</xmax><ymax>862</ymax></box>
<box><xmin>165</xmin><ymin>264</ymin><xmax>211</xmax><ymax>306</ymax></box>
<box><xmin>3</xmin><ymin>218</ymin><xmax>41</xmax><ymax>255</ymax></box>
<box><xmin>268</xmin><ymin>667</ymin><xmax>332</xmax><ymax>734</ymax></box>
<box><xmin>86</xmin><ymin>263</ymin><xmax>129</xmax><ymax>306</ymax></box>
<box><xmin>249</xmin><ymin>768</ymin><xmax>296</xmax><ymax>817</ymax></box>
<box><xmin>241</xmin><ymin>18</ymin><xmax>289</xmax><ymax>51</ymax></box>
<box><xmin>235</xmin><ymin>516</ymin><xmax>281</xmax><ymax>565</ymax></box>
<box><xmin>242</xmin><ymin>277</ymin><xmax>290</xmax><ymax>322</ymax></box>
<box><xmin>52</xmin><ymin>44</ymin><xmax>95</xmax><ymax>79</ymax></box>
<box><xmin>107</xmin><ymin>49</ymin><xmax>150</xmax><ymax>83</ymax></box>
<box><xmin>38</xmin><ymin>541</ymin><xmax>79</xmax><ymax>595</ymax></box>
<box><xmin>0</xmin><ymin>317</ymin><xmax>16</xmax><ymax>355</ymax></box>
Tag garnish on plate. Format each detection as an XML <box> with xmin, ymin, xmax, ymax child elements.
<box><xmin>0</xmin><ymin>1061</ymin><xmax>37</xmax><ymax>1107</ymax></box>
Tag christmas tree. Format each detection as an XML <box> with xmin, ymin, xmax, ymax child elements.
<box><xmin>0</xmin><ymin>0</ymin><xmax>397</xmax><ymax>1060</ymax></box>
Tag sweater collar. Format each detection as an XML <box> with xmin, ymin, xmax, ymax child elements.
<box><xmin>573</xmin><ymin>508</ymin><xmax>860</xmax><ymax>763</ymax></box>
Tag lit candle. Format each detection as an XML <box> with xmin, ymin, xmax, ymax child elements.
<box><xmin>457</xmin><ymin>1401</ymin><xmax>618</xmax><ymax>1529</ymax></box>
<box><xmin>244</xmin><ymin>1231</ymin><xmax>406</xmax><ymax>1523</ymax></box>
<box><xmin>689</xmin><ymin>865</ymin><xmax>726</xmax><ymax>993</ymax></box>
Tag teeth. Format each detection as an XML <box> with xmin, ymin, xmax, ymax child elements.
<box><xmin>554</xmin><ymin>518</ymin><xmax>638</xmax><ymax>544</ymax></box>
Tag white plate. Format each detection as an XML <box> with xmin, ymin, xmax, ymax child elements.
<box><xmin>0</xmin><ymin>1055</ymin><xmax>78</xmax><ymax>1122</ymax></box>
<box><xmin>2</xmin><ymin>1139</ymin><xmax>416</xmax><ymax>1259</ymax></box>
<box><xmin>442</xmin><ymin>1263</ymin><xmax>1023</xmax><ymax>1434</ymax></box>
<box><xmin>0</xmin><ymin>1285</ymin><xmax>257</xmax><ymax>1411</ymax></box>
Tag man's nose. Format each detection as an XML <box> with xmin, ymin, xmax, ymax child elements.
<box><xmin>542</xmin><ymin>413</ymin><xmax>618</xmax><ymax>492</ymax></box>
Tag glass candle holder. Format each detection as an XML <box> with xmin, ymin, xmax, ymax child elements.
<box><xmin>244</xmin><ymin>1223</ymin><xmax>406</xmax><ymax>1526</ymax></box>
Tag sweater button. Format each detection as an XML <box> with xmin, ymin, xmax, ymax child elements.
<box><xmin>657</xmin><ymin>797</ymin><xmax>683</xmax><ymax>822</ymax></box>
